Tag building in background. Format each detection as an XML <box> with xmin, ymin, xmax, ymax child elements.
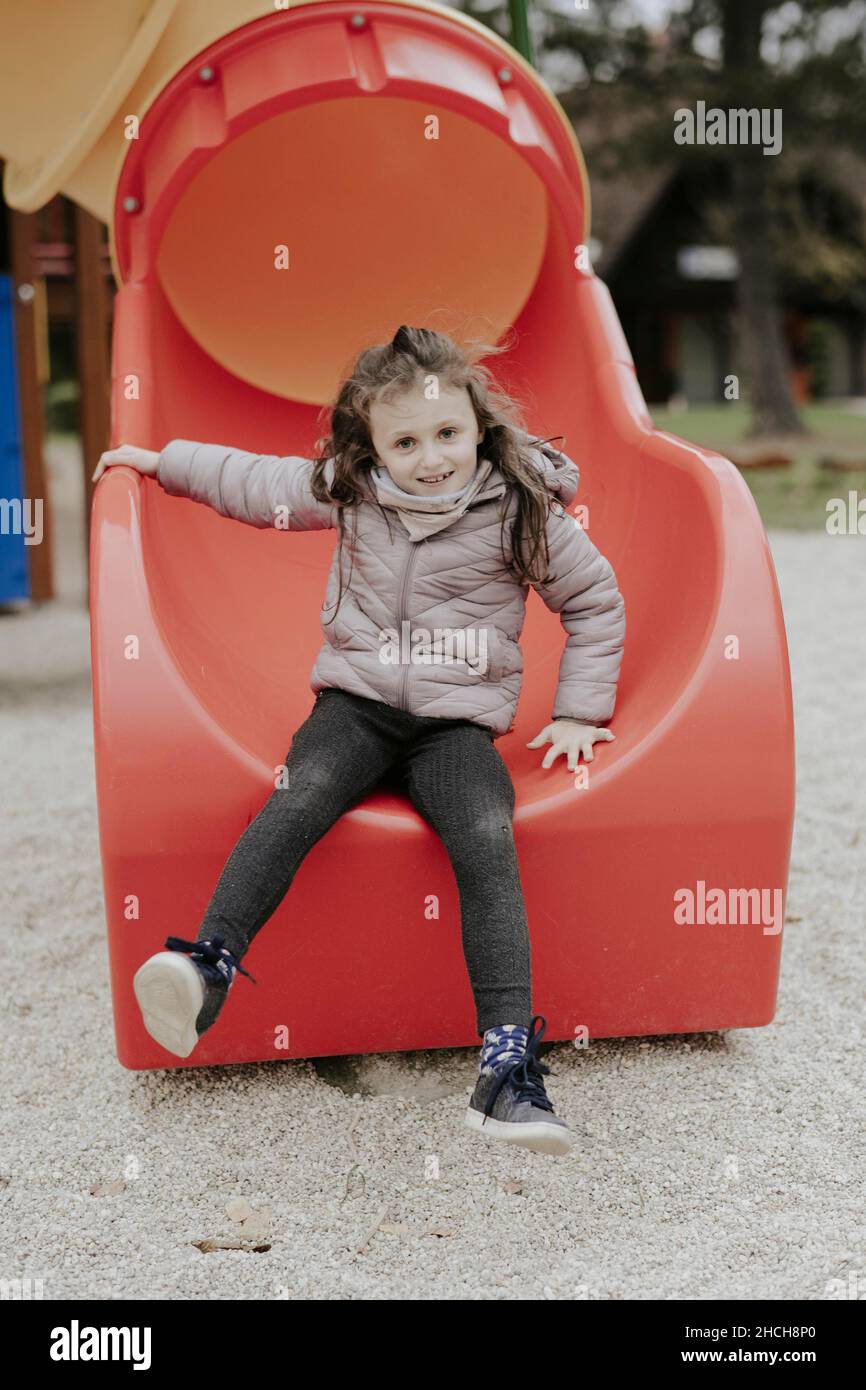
<box><xmin>564</xmin><ymin>101</ymin><xmax>866</xmax><ymax>408</ymax></box>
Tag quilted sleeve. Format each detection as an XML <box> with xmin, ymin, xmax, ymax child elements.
<box><xmin>156</xmin><ymin>439</ymin><xmax>338</xmax><ymax>531</ymax></box>
<box><xmin>530</xmin><ymin>504</ymin><xmax>626</xmax><ymax>726</ymax></box>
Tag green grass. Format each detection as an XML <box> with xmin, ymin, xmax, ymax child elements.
<box><xmin>648</xmin><ymin>403</ymin><xmax>866</xmax><ymax>530</ymax></box>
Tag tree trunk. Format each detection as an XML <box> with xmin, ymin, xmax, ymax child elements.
<box><xmin>730</xmin><ymin>151</ymin><xmax>806</xmax><ymax>436</ymax></box>
<box><xmin>723</xmin><ymin>0</ymin><xmax>806</xmax><ymax>436</ymax></box>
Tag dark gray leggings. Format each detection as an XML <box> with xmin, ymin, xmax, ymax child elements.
<box><xmin>195</xmin><ymin>688</ymin><xmax>532</xmax><ymax>1035</ymax></box>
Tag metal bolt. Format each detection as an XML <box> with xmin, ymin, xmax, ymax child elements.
<box><xmin>198</xmin><ymin>65</ymin><xmax>215</xmax><ymax>82</ymax></box>
<box><xmin>122</xmin><ymin>195</ymin><xmax>140</xmax><ymax>214</ymax></box>
<box><xmin>17</xmin><ymin>283</ymin><xmax>35</xmax><ymax>303</ymax></box>
<box><xmin>498</xmin><ymin>67</ymin><xmax>513</xmax><ymax>84</ymax></box>
<box><xmin>350</xmin><ymin>14</ymin><xmax>367</xmax><ymax>28</ymax></box>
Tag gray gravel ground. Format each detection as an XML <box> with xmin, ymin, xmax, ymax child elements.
<box><xmin>1</xmin><ymin>440</ymin><xmax>863</xmax><ymax>1300</ymax></box>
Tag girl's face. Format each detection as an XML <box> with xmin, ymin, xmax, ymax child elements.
<box><xmin>368</xmin><ymin>383</ymin><xmax>483</xmax><ymax>496</ymax></box>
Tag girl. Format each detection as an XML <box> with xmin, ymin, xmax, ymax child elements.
<box><xmin>93</xmin><ymin>325</ymin><xmax>625</xmax><ymax>1157</ymax></box>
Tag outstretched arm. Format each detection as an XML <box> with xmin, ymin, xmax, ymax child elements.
<box><xmin>156</xmin><ymin>439</ymin><xmax>338</xmax><ymax>531</ymax></box>
<box><xmin>93</xmin><ymin>439</ymin><xmax>338</xmax><ymax>532</ymax></box>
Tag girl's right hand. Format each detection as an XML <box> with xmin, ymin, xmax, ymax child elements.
<box><xmin>92</xmin><ymin>443</ymin><xmax>160</xmax><ymax>484</ymax></box>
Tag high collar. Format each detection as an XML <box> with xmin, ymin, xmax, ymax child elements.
<box><xmin>368</xmin><ymin>457</ymin><xmax>507</xmax><ymax>540</ymax></box>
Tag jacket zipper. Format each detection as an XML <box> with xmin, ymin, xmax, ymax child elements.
<box><xmin>396</xmin><ymin>539</ymin><xmax>422</xmax><ymax>711</ymax></box>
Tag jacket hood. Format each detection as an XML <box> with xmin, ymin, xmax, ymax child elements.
<box><xmin>522</xmin><ymin>441</ymin><xmax>580</xmax><ymax>508</ymax></box>
<box><xmin>437</xmin><ymin>438</ymin><xmax>580</xmax><ymax>509</ymax></box>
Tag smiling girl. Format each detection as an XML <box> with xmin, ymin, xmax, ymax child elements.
<box><xmin>94</xmin><ymin>324</ymin><xmax>625</xmax><ymax>1155</ymax></box>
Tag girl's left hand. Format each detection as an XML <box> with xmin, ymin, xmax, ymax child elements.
<box><xmin>527</xmin><ymin>719</ymin><xmax>615</xmax><ymax>771</ymax></box>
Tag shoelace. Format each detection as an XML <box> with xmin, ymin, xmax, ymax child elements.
<box><xmin>164</xmin><ymin>932</ymin><xmax>257</xmax><ymax>985</ymax></box>
<box><xmin>482</xmin><ymin>1015</ymin><xmax>554</xmax><ymax>1119</ymax></box>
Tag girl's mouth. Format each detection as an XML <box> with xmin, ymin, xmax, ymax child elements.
<box><xmin>418</xmin><ymin>470</ymin><xmax>454</xmax><ymax>485</ymax></box>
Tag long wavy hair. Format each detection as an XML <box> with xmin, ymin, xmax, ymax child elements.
<box><xmin>310</xmin><ymin>324</ymin><xmax>567</xmax><ymax>634</ymax></box>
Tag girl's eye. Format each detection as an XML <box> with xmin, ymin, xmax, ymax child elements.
<box><xmin>396</xmin><ymin>429</ymin><xmax>457</xmax><ymax>449</ymax></box>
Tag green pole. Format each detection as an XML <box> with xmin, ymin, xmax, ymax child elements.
<box><xmin>507</xmin><ymin>0</ymin><xmax>534</xmax><ymax>66</ymax></box>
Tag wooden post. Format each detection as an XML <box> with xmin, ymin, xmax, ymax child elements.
<box><xmin>9</xmin><ymin>207</ymin><xmax>54</xmax><ymax>601</ymax></box>
<box><xmin>73</xmin><ymin>203</ymin><xmax>112</xmax><ymax>606</ymax></box>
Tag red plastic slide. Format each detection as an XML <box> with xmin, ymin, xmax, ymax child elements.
<box><xmin>88</xmin><ymin>2</ymin><xmax>795</xmax><ymax>1069</ymax></box>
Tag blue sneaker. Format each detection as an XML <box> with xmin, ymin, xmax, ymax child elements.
<box><xmin>464</xmin><ymin>1015</ymin><xmax>575</xmax><ymax>1155</ymax></box>
<box><xmin>133</xmin><ymin>933</ymin><xmax>256</xmax><ymax>1058</ymax></box>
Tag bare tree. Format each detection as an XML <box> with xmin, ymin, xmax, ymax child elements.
<box><xmin>462</xmin><ymin>0</ymin><xmax>866</xmax><ymax>437</ymax></box>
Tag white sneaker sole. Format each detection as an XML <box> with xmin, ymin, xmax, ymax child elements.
<box><xmin>133</xmin><ymin>952</ymin><xmax>206</xmax><ymax>1058</ymax></box>
<box><xmin>464</xmin><ymin>1106</ymin><xmax>576</xmax><ymax>1156</ymax></box>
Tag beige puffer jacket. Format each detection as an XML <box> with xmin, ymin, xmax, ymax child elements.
<box><xmin>156</xmin><ymin>438</ymin><xmax>626</xmax><ymax>739</ymax></box>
